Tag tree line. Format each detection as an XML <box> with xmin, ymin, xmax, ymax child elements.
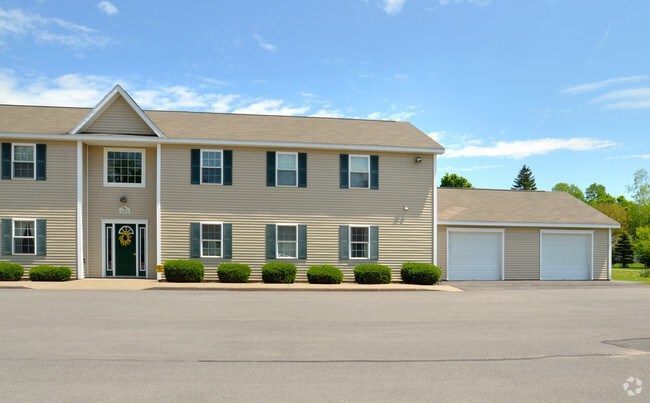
<box><xmin>440</xmin><ymin>165</ymin><xmax>650</xmax><ymax>267</ymax></box>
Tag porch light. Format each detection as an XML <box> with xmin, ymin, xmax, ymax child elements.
<box><xmin>120</xmin><ymin>196</ymin><xmax>127</xmax><ymax>203</ymax></box>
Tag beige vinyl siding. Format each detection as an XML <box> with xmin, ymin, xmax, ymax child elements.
<box><xmin>86</xmin><ymin>145</ymin><xmax>157</xmax><ymax>278</ymax></box>
<box><xmin>161</xmin><ymin>146</ymin><xmax>434</xmax><ymax>282</ymax></box>
<box><xmin>0</xmin><ymin>141</ymin><xmax>77</xmax><ymax>276</ymax></box>
<box><xmin>593</xmin><ymin>229</ymin><xmax>609</xmax><ymax>280</ymax></box>
<box><xmin>437</xmin><ymin>225</ymin><xmax>447</xmax><ymax>280</ymax></box>
<box><xmin>84</xmin><ymin>97</ymin><xmax>155</xmax><ymax>136</ymax></box>
<box><xmin>504</xmin><ymin>227</ymin><xmax>540</xmax><ymax>280</ymax></box>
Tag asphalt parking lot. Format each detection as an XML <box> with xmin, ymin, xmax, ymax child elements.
<box><xmin>0</xmin><ymin>282</ymin><xmax>648</xmax><ymax>402</ymax></box>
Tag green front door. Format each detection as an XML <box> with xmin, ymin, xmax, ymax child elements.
<box><xmin>115</xmin><ymin>224</ymin><xmax>137</xmax><ymax>276</ymax></box>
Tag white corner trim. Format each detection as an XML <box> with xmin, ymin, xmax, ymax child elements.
<box><xmin>156</xmin><ymin>143</ymin><xmax>162</xmax><ymax>280</ymax></box>
<box><xmin>438</xmin><ymin>220</ymin><xmax>619</xmax><ymax>229</ymax></box>
<box><xmin>608</xmin><ymin>228</ymin><xmax>612</xmax><ymax>281</ymax></box>
<box><xmin>68</xmin><ymin>84</ymin><xmax>165</xmax><ymax>138</ymax></box>
<box><xmin>433</xmin><ymin>155</ymin><xmax>437</xmax><ymax>267</ymax></box>
<box><xmin>76</xmin><ymin>141</ymin><xmax>84</xmax><ymax>279</ymax></box>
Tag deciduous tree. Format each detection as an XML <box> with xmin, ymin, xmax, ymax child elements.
<box><xmin>634</xmin><ymin>226</ymin><xmax>650</xmax><ymax>268</ymax></box>
<box><xmin>440</xmin><ymin>173</ymin><xmax>473</xmax><ymax>188</ymax></box>
<box><xmin>552</xmin><ymin>182</ymin><xmax>585</xmax><ymax>201</ymax></box>
<box><xmin>585</xmin><ymin>183</ymin><xmax>615</xmax><ymax>206</ymax></box>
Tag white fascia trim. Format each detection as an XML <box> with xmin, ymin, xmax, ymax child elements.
<box><xmin>76</xmin><ymin>141</ymin><xmax>84</xmax><ymax>279</ymax></box>
<box><xmin>68</xmin><ymin>84</ymin><xmax>165</xmax><ymax>138</ymax></box>
<box><xmin>438</xmin><ymin>221</ymin><xmax>619</xmax><ymax>229</ymax></box>
<box><xmin>0</xmin><ymin>133</ymin><xmax>444</xmax><ymax>154</ymax></box>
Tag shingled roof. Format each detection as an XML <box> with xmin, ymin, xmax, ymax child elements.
<box><xmin>438</xmin><ymin>187</ymin><xmax>620</xmax><ymax>227</ymax></box>
<box><xmin>0</xmin><ymin>104</ymin><xmax>443</xmax><ymax>151</ymax></box>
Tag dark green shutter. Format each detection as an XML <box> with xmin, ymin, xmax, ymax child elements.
<box><xmin>370</xmin><ymin>155</ymin><xmax>379</xmax><ymax>189</ymax></box>
<box><xmin>266</xmin><ymin>151</ymin><xmax>276</xmax><ymax>186</ymax></box>
<box><xmin>339</xmin><ymin>225</ymin><xmax>349</xmax><ymax>259</ymax></box>
<box><xmin>298</xmin><ymin>153</ymin><xmax>307</xmax><ymax>188</ymax></box>
<box><xmin>190</xmin><ymin>222</ymin><xmax>201</xmax><ymax>258</ymax></box>
<box><xmin>36</xmin><ymin>219</ymin><xmax>46</xmax><ymax>256</ymax></box>
<box><xmin>223</xmin><ymin>223</ymin><xmax>232</xmax><ymax>258</ymax></box>
<box><xmin>340</xmin><ymin>154</ymin><xmax>349</xmax><ymax>188</ymax></box>
<box><xmin>223</xmin><ymin>150</ymin><xmax>233</xmax><ymax>185</ymax></box>
<box><xmin>266</xmin><ymin>224</ymin><xmax>276</xmax><ymax>259</ymax></box>
<box><xmin>36</xmin><ymin>144</ymin><xmax>46</xmax><ymax>180</ymax></box>
<box><xmin>1</xmin><ymin>219</ymin><xmax>11</xmax><ymax>255</ymax></box>
<box><xmin>370</xmin><ymin>226</ymin><xmax>379</xmax><ymax>260</ymax></box>
<box><xmin>298</xmin><ymin>225</ymin><xmax>307</xmax><ymax>259</ymax></box>
<box><xmin>191</xmin><ymin>149</ymin><xmax>200</xmax><ymax>184</ymax></box>
<box><xmin>1</xmin><ymin>143</ymin><xmax>10</xmax><ymax>180</ymax></box>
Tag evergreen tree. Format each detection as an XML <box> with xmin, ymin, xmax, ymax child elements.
<box><xmin>440</xmin><ymin>173</ymin><xmax>473</xmax><ymax>188</ymax></box>
<box><xmin>512</xmin><ymin>164</ymin><xmax>537</xmax><ymax>190</ymax></box>
<box><xmin>613</xmin><ymin>234</ymin><xmax>634</xmax><ymax>268</ymax></box>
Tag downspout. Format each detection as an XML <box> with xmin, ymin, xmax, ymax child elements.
<box><xmin>156</xmin><ymin>143</ymin><xmax>162</xmax><ymax>280</ymax></box>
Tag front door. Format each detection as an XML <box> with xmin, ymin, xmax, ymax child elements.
<box><xmin>105</xmin><ymin>222</ymin><xmax>147</xmax><ymax>277</ymax></box>
<box><xmin>115</xmin><ymin>224</ymin><xmax>137</xmax><ymax>276</ymax></box>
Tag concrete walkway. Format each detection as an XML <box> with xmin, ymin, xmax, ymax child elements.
<box><xmin>0</xmin><ymin>278</ymin><xmax>462</xmax><ymax>292</ymax></box>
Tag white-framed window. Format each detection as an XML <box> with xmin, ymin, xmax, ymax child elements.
<box><xmin>104</xmin><ymin>148</ymin><xmax>146</xmax><ymax>187</ymax></box>
<box><xmin>13</xmin><ymin>219</ymin><xmax>36</xmax><ymax>255</ymax></box>
<box><xmin>201</xmin><ymin>149</ymin><xmax>222</xmax><ymax>184</ymax></box>
<box><xmin>277</xmin><ymin>224</ymin><xmax>298</xmax><ymax>258</ymax></box>
<box><xmin>350</xmin><ymin>225</ymin><xmax>370</xmax><ymax>259</ymax></box>
<box><xmin>276</xmin><ymin>152</ymin><xmax>298</xmax><ymax>187</ymax></box>
<box><xmin>349</xmin><ymin>155</ymin><xmax>369</xmax><ymax>189</ymax></box>
<box><xmin>201</xmin><ymin>222</ymin><xmax>222</xmax><ymax>257</ymax></box>
<box><xmin>12</xmin><ymin>143</ymin><xmax>35</xmax><ymax>179</ymax></box>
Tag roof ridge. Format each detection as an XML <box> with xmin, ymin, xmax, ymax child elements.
<box><xmin>438</xmin><ymin>187</ymin><xmax>548</xmax><ymax>193</ymax></box>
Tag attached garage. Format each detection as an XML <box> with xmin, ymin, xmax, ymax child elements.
<box><xmin>447</xmin><ymin>229</ymin><xmax>503</xmax><ymax>280</ymax></box>
<box><xmin>540</xmin><ymin>231</ymin><xmax>592</xmax><ymax>280</ymax></box>
<box><xmin>437</xmin><ymin>188</ymin><xmax>620</xmax><ymax>281</ymax></box>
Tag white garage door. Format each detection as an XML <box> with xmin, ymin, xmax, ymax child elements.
<box><xmin>541</xmin><ymin>233</ymin><xmax>591</xmax><ymax>280</ymax></box>
<box><xmin>448</xmin><ymin>231</ymin><xmax>502</xmax><ymax>280</ymax></box>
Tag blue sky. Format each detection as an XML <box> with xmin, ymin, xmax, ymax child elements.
<box><xmin>0</xmin><ymin>0</ymin><xmax>648</xmax><ymax>197</ymax></box>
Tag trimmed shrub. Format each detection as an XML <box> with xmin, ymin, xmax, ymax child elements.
<box><xmin>307</xmin><ymin>265</ymin><xmax>344</xmax><ymax>284</ymax></box>
<box><xmin>164</xmin><ymin>260</ymin><xmax>204</xmax><ymax>282</ymax></box>
<box><xmin>0</xmin><ymin>262</ymin><xmax>25</xmax><ymax>281</ymax></box>
<box><xmin>217</xmin><ymin>263</ymin><xmax>251</xmax><ymax>283</ymax></box>
<box><xmin>262</xmin><ymin>262</ymin><xmax>297</xmax><ymax>283</ymax></box>
<box><xmin>29</xmin><ymin>265</ymin><xmax>72</xmax><ymax>282</ymax></box>
<box><xmin>354</xmin><ymin>264</ymin><xmax>391</xmax><ymax>284</ymax></box>
<box><xmin>640</xmin><ymin>269</ymin><xmax>650</xmax><ymax>278</ymax></box>
<box><xmin>401</xmin><ymin>262</ymin><xmax>442</xmax><ymax>285</ymax></box>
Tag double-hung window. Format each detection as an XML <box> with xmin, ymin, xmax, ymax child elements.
<box><xmin>201</xmin><ymin>150</ymin><xmax>222</xmax><ymax>184</ymax></box>
<box><xmin>201</xmin><ymin>223</ymin><xmax>222</xmax><ymax>257</ymax></box>
<box><xmin>276</xmin><ymin>152</ymin><xmax>297</xmax><ymax>187</ymax></box>
<box><xmin>13</xmin><ymin>219</ymin><xmax>36</xmax><ymax>255</ymax></box>
<box><xmin>350</xmin><ymin>226</ymin><xmax>370</xmax><ymax>259</ymax></box>
<box><xmin>349</xmin><ymin>155</ymin><xmax>370</xmax><ymax>189</ymax></box>
<box><xmin>277</xmin><ymin>225</ymin><xmax>298</xmax><ymax>258</ymax></box>
<box><xmin>12</xmin><ymin>144</ymin><xmax>35</xmax><ymax>179</ymax></box>
<box><xmin>105</xmin><ymin>148</ymin><xmax>145</xmax><ymax>187</ymax></box>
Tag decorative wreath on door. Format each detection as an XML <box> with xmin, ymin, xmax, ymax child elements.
<box><xmin>118</xmin><ymin>226</ymin><xmax>134</xmax><ymax>247</ymax></box>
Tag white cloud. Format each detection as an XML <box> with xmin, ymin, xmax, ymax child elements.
<box><xmin>133</xmin><ymin>87</ymin><xmax>239</xmax><ymax>111</ymax></box>
<box><xmin>443</xmin><ymin>137</ymin><xmax>617</xmax><ymax>159</ymax></box>
<box><xmin>561</xmin><ymin>75</ymin><xmax>649</xmax><ymax>95</ymax></box>
<box><xmin>0</xmin><ymin>69</ymin><xmax>114</xmax><ymax>106</ymax></box>
<box><xmin>590</xmin><ymin>88</ymin><xmax>650</xmax><ymax>110</ymax></box>
<box><xmin>97</xmin><ymin>1</ymin><xmax>118</xmax><ymax>16</ymax></box>
<box><xmin>380</xmin><ymin>0</ymin><xmax>407</xmax><ymax>16</ymax></box>
<box><xmin>252</xmin><ymin>34</ymin><xmax>276</xmax><ymax>52</ymax></box>
<box><xmin>428</xmin><ymin>131</ymin><xmax>446</xmax><ymax>142</ymax></box>
<box><xmin>438</xmin><ymin>0</ymin><xmax>492</xmax><ymax>6</ymax></box>
<box><xmin>310</xmin><ymin>108</ymin><xmax>344</xmax><ymax>118</ymax></box>
<box><xmin>439</xmin><ymin>164</ymin><xmax>505</xmax><ymax>172</ymax></box>
<box><xmin>233</xmin><ymin>99</ymin><xmax>309</xmax><ymax>115</ymax></box>
<box><xmin>606</xmin><ymin>154</ymin><xmax>650</xmax><ymax>160</ymax></box>
<box><xmin>0</xmin><ymin>7</ymin><xmax>110</xmax><ymax>48</ymax></box>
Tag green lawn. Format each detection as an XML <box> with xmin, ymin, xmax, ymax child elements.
<box><xmin>612</xmin><ymin>262</ymin><xmax>646</xmax><ymax>269</ymax></box>
<box><xmin>612</xmin><ymin>269</ymin><xmax>650</xmax><ymax>283</ymax></box>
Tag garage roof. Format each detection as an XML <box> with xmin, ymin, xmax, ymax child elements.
<box><xmin>438</xmin><ymin>188</ymin><xmax>620</xmax><ymax>228</ymax></box>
